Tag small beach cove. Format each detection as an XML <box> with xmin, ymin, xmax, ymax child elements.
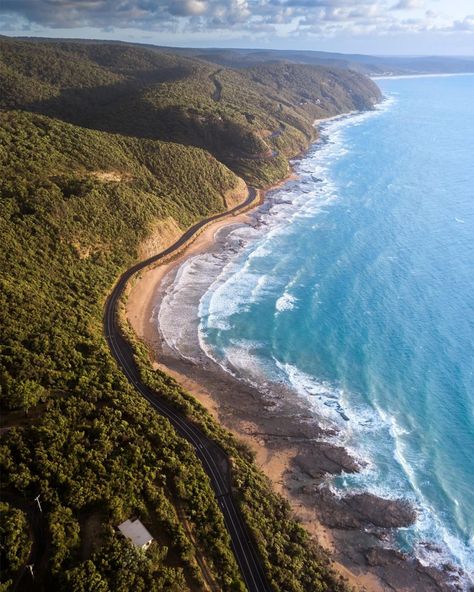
<box><xmin>127</xmin><ymin>78</ymin><xmax>474</xmax><ymax>591</ymax></box>
<box><xmin>126</xmin><ymin>216</ymin><xmax>462</xmax><ymax>592</ymax></box>
<box><xmin>125</xmin><ymin>192</ymin><xmax>393</xmax><ymax>592</ymax></box>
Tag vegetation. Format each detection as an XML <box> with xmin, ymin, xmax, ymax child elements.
<box><xmin>0</xmin><ymin>502</ymin><xmax>30</xmax><ymax>587</ymax></box>
<box><xmin>0</xmin><ymin>36</ymin><xmax>380</xmax><ymax>590</ymax></box>
<box><xmin>168</xmin><ymin>45</ymin><xmax>474</xmax><ymax>76</ymax></box>
<box><xmin>0</xmin><ymin>37</ymin><xmax>381</xmax><ymax>186</ymax></box>
<box><xmin>0</xmin><ymin>111</ymin><xmax>243</xmax><ymax>590</ymax></box>
<box><xmin>128</xmin><ymin>335</ymin><xmax>349</xmax><ymax>592</ymax></box>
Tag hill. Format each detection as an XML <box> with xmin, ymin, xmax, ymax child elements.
<box><xmin>166</xmin><ymin>46</ymin><xmax>474</xmax><ymax>76</ymax></box>
<box><xmin>0</xmin><ymin>37</ymin><xmax>380</xmax><ymax>591</ymax></box>
<box><xmin>0</xmin><ymin>109</ymin><xmax>248</xmax><ymax>591</ymax></box>
<box><xmin>0</xmin><ymin>37</ymin><xmax>381</xmax><ymax>186</ymax></box>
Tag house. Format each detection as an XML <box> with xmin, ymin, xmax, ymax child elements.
<box><xmin>117</xmin><ymin>518</ymin><xmax>154</xmax><ymax>550</ymax></box>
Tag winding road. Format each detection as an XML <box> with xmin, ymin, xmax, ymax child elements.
<box><xmin>209</xmin><ymin>69</ymin><xmax>223</xmax><ymax>102</ymax></box>
<box><xmin>104</xmin><ymin>187</ymin><xmax>273</xmax><ymax>592</ymax></box>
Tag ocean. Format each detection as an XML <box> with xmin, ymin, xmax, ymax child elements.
<box><xmin>158</xmin><ymin>74</ymin><xmax>474</xmax><ymax>579</ymax></box>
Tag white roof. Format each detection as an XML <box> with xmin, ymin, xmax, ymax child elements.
<box><xmin>118</xmin><ymin>518</ymin><xmax>153</xmax><ymax>548</ymax></box>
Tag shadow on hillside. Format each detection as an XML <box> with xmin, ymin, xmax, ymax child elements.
<box><xmin>23</xmin><ymin>81</ymin><xmax>267</xmax><ymax>162</ymax></box>
<box><xmin>23</xmin><ymin>80</ymin><xmax>170</xmax><ymax>139</ymax></box>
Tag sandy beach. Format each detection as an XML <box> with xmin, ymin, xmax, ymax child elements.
<box><xmin>125</xmin><ymin>176</ymin><xmax>459</xmax><ymax>592</ymax></box>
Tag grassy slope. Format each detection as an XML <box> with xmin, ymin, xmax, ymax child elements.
<box><xmin>0</xmin><ymin>37</ymin><xmax>380</xmax><ymax>591</ymax></box>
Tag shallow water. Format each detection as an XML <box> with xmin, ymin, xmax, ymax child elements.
<box><xmin>159</xmin><ymin>75</ymin><xmax>474</xmax><ymax>580</ymax></box>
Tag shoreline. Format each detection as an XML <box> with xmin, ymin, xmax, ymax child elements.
<box><xmin>125</xmin><ymin>182</ymin><xmax>380</xmax><ymax>591</ymax></box>
<box><xmin>371</xmin><ymin>71</ymin><xmax>474</xmax><ymax>80</ymax></box>
<box><xmin>126</xmin><ymin>125</ymin><xmax>461</xmax><ymax>592</ymax></box>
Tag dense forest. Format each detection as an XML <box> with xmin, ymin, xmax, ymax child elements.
<box><xmin>0</xmin><ymin>37</ymin><xmax>381</xmax><ymax>186</ymax></box>
<box><xmin>0</xmin><ymin>37</ymin><xmax>380</xmax><ymax>591</ymax></box>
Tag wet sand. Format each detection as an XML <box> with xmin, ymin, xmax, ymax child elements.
<box><xmin>126</xmin><ymin>181</ymin><xmax>462</xmax><ymax>592</ymax></box>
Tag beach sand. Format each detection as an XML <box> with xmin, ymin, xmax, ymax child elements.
<box><xmin>125</xmin><ymin>180</ymin><xmax>457</xmax><ymax>592</ymax></box>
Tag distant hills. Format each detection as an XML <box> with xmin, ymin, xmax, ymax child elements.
<box><xmin>12</xmin><ymin>36</ymin><xmax>474</xmax><ymax>76</ymax></box>
<box><xmin>165</xmin><ymin>46</ymin><xmax>474</xmax><ymax>77</ymax></box>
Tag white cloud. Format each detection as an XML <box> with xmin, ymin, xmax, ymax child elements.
<box><xmin>0</xmin><ymin>0</ymin><xmax>473</xmax><ymax>50</ymax></box>
<box><xmin>391</xmin><ymin>0</ymin><xmax>425</xmax><ymax>10</ymax></box>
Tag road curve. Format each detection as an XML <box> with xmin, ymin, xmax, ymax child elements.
<box><xmin>104</xmin><ymin>187</ymin><xmax>273</xmax><ymax>592</ymax></box>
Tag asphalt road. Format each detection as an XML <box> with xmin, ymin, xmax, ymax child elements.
<box><xmin>104</xmin><ymin>187</ymin><xmax>273</xmax><ymax>592</ymax></box>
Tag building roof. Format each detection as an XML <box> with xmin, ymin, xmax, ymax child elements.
<box><xmin>117</xmin><ymin>518</ymin><xmax>153</xmax><ymax>548</ymax></box>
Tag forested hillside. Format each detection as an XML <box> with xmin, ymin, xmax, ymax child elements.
<box><xmin>0</xmin><ymin>110</ymin><xmax>245</xmax><ymax>592</ymax></box>
<box><xmin>169</xmin><ymin>45</ymin><xmax>474</xmax><ymax>76</ymax></box>
<box><xmin>0</xmin><ymin>37</ymin><xmax>380</xmax><ymax>591</ymax></box>
<box><xmin>0</xmin><ymin>37</ymin><xmax>381</xmax><ymax>185</ymax></box>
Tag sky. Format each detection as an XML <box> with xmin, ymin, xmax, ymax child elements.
<box><xmin>0</xmin><ymin>0</ymin><xmax>473</xmax><ymax>56</ymax></box>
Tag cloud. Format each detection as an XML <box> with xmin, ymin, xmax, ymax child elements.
<box><xmin>391</xmin><ymin>0</ymin><xmax>424</xmax><ymax>9</ymax></box>
<box><xmin>0</xmin><ymin>0</ymin><xmax>254</xmax><ymax>29</ymax></box>
<box><xmin>0</xmin><ymin>0</ymin><xmax>383</xmax><ymax>30</ymax></box>
<box><xmin>1</xmin><ymin>0</ymin><xmax>473</xmax><ymax>42</ymax></box>
<box><xmin>449</xmin><ymin>15</ymin><xmax>474</xmax><ymax>32</ymax></box>
<box><xmin>170</xmin><ymin>0</ymin><xmax>209</xmax><ymax>17</ymax></box>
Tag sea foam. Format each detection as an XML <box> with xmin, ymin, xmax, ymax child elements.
<box><xmin>157</xmin><ymin>87</ymin><xmax>474</xmax><ymax>584</ymax></box>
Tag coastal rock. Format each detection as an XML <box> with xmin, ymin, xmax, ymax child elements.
<box><xmin>420</xmin><ymin>541</ymin><xmax>443</xmax><ymax>554</ymax></box>
<box><xmin>291</xmin><ymin>442</ymin><xmax>359</xmax><ymax>480</ymax></box>
<box><xmin>316</xmin><ymin>489</ymin><xmax>416</xmax><ymax>529</ymax></box>
<box><xmin>365</xmin><ymin>547</ymin><xmax>405</xmax><ymax>567</ymax></box>
<box><xmin>363</xmin><ymin>547</ymin><xmax>454</xmax><ymax>591</ymax></box>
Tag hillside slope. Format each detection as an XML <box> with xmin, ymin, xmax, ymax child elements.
<box><xmin>0</xmin><ymin>37</ymin><xmax>381</xmax><ymax>591</ymax></box>
<box><xmin>0</xmin><ymin>110</ymin><xmax>246</xmax><ymax>591</ymax></box>
<box><xmin>0</xmin><ymin>37</ymin><xmax>381</xmax><ymax>185</ymax></box>
<box><xmin>168</xmin><ymin>45</ymin><xmax>474</xmax><ymax>76</ymax></box>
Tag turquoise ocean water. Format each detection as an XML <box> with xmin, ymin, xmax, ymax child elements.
<box><xmin>161</xmin><ymin>75</ymin><xmax>474</xmax><ymax>578</ymax></box>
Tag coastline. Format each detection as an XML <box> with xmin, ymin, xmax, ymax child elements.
<box><xmin>371</xmin><ymin>72</ymin><xmax>474</xmax><ymax>80</ymax></box>
<box><xmin>126</xmin><ymin>230</ymin><xmax>383</xmax><ymax>592</ymax></box>
<box><xmin>125</xmin><ymin>183</ymin><xmax>378</xmax><ymax>591</ymax></box>
<box><xmin>125</xmin><ymin>124</ymin><xmax>461</xmax><ymax>592</ymax></box>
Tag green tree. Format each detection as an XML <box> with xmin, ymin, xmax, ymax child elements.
<box><xmin>0</xmin><ymin>502</ymin><xmax>30</xmax><ymax>581</ymax></box>
<box><xmin>49</xmin><ymin>506</ymin><xmax>81</xmax><ymax>573</ymax></box>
